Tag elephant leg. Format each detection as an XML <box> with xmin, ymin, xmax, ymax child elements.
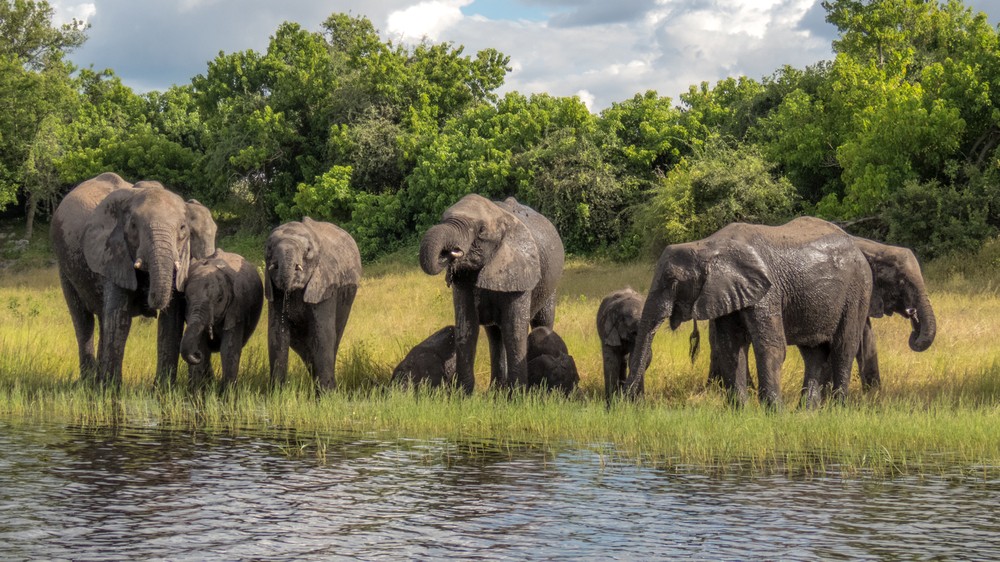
<box><xmin>268</xmin><ymin>294</ymin><xmax>290</xmax><ymax>390</ymax></box>
<box><xmin>602</xmin><ymin>344</ymin><xmax>624</xmax><ymax>403</ymax></box>
<box><xmin>155</xmin><ymin>295</ymin><xmax>185</xmax><ymax>390</ymax></box>
<box><xmin>827</xmin><ymin>324</ymin><xmax>863</xmax><ymax>406</ymax></box>
<box><xmin>530</xmin><ymin>293</ymin><xmax>556</xmax><ymax>329</ymax></box>
<box><xmin>59</xmin><ymin>274</ymin><xmax>97</xmax><ymax>381</ymax></box>
<box><xmin>310</xmin><ymin>298</ymin><xmax>340</xmax><ymax>393</ymax></box>
<box><xmin>452</xmin><ymin>282</ymin><xmax>480</xmax><ymax>394</ymax></box>
<box><xmin>503</xmin><ymin>294</ymin><xmax>532</xmax><ymax>388</ymax></box>
<box><xmin>710</xmin><ymin>315</ymin><xmax>750</xmax><ymax>406</ymax></box>
<box><xmin>98</xmin><ymin>283</ymin><xmax>132</xmax><ymax>389</ymax></box>
<box><xmin>219</xmin><ymin>331</ymin><xmax>242</xmax><ymax>394</ymax></box>
<box><xmin>798</xmin><ymin>344</ymin><xmax>830</xmax><ymax>409</ymax></box>
<box><xmin>485</xmin><ymin>325</ymin><xmax>507</xmax><ymax>388</ymax></box>
<box><xmin>745</xmin><ymin>310</ymin><xmax>786</xmax><ymax>409</ymax></box>
<box><xmin>321</xmin><ymin>284</ymin><xmax>358</xmax><ymax>391</ymax></box>
<box><xmin>857</xmin><ymin>318</ymin><xmax>881</xmax><ymax>393</ymax></box>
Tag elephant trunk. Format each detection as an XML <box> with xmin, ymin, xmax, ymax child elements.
<box><xmin>181</xmin><ymin>303</ymin><xmax>211</xmax><ymax>365</ymax></box>
<box><xmin>420</xmin><ymin>223</ymin><xmax>464</xmax><ymax>276</ymax></box>
<box><xmin>624</xmin><ymin>295</ymin><xmax>673</xmax><ymax>397</ymax></box>
<box><xmin>146</xmin><ymin>226</ymin><xmax>179</xmax><ymax>310</ymax></box>
<box><xmin>908</xmin><ymin>294</ymin><xmax>936</xmax><ymax>352</ymax></box>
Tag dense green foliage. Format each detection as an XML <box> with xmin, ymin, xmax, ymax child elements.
<box><xmin>2</xmin><ymin>0</ymin><xmax>999</xmax><ymax>259</ymax></box>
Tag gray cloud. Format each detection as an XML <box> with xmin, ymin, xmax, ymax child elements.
<box><xmin>67</xmin><ymin>0</ymin><xmax>410</xmax><ymax>90</ymax></box>
<box><xmin>59</xmin><ymin>0</ymin><xmax>1000</xmax><ymax>110</ymax></box>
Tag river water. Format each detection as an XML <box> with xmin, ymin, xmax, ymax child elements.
<box><xmin>0</xmin><ymin>421</ymin><xmax>998</xmax><ymax>560</ymax></box>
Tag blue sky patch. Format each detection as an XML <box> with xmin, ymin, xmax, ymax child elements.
<box><xmin>462</xmin><ymin>0</ymin><xmax>552</xmax><ymax>22</ymax></box>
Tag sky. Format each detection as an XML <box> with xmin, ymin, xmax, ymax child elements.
<box><xmin>52</xmin><ymin>0</ymin><xmax>1000</xmax><ymax>112</ymax></box>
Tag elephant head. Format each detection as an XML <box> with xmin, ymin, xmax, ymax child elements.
<box><xmin>83</xmin><ymin>181</ymin><xmax>217</xmax><ymax>311</ymax></box>
<box><xmin>186</xmin><ymin>199</ymin><xmax>217</xmax><ymax>260</ymax></box>
<box><xmin>855</xmin><ymin>237</ymin><xmax>936</xmax><ymax>352</ymax></box>
<box><xmin>180</xmin><ymin>256</ymin><xmax>234</xmax><ymax>365</ymax></box>
<box><xmin>626</xmin><ymin>240</ymin><xmax>772</xmax><ymax>393</ymax></box>
<box><xmin>265</xmin><ymin>218</ymin><xmax>344</xmax><ymax>304</ymax></box>
<box><xmin>419</xmin><ymin>194</ymin><xmax>540</xmax><ymax>292</ymax></box>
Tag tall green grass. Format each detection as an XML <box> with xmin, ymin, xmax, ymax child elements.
<box><xmin>2</xmin><ymin>233</ymin><xmax>1000</xmax><ymax>475</ymax></box>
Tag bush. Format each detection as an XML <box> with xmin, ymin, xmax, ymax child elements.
<box><xmin>635</xmin><ymin>142</ymin><xmax>800</xmax><ymax>255</ymax></box>
<box><xmin>883</xmin><ymin>177</ymin><xmax>996</xmax><ymax>259</ymax></box>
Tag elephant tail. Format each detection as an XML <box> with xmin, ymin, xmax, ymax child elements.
<box><xmin>689</xmin><ymin>320</ymin><xmax>700</xmax><ymax>364</ymax></box>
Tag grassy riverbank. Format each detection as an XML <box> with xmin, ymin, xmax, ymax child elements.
<box><xmin>2</xmin><ymin>227</ymin><xmax>1000</xmax><ymax>475</ymax></box>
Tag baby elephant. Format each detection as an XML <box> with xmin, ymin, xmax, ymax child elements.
<box><xmin>597</xmin><ymin>288</ymin><xmax>648</xmax><ymax>401</ymax></box>
<box><xmin>526</xmin><ymin>326</ymin><xmax>579</xmax><ymax>395</ymax></box>
<box><xmin>391</xmin><ymin>326</ymin><xmax>457</xmax><ymax>388</ymax></box>
<box><xmin>181</xmin><ymin>250</ymin><xmax>264</xmax><ymax>392</ymax></box>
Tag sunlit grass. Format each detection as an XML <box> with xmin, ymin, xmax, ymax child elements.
<box><xmin>2</xmin><ymin>234</ymin><xmax>1000</xmax><ymax>476</ymax></box>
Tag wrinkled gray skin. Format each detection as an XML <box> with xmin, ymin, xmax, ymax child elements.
<box><xmin>391</xmin><ymin>326</ymin><xmax>457</xmax><ymax>388</ymax></box>
<box><xmin>266</xmin><ymin>218</ymin><xmax>361</xmax><ymax>393</ymax></box>
<box><xmin>626</xmin><ymin>217</ymin><xmax>872</xmax><ymax>408</ymax></box>
<box><xmin>180</xmin><ymin>250</ymin><xmax>263</xmax><ymax>393</ymax></box>
<box><xmin>419</xmin><ymin>194</ymin><xmax>565</xmax><ymax>393</ymax></box>
<box><xmin>597</xmin><ymin>288</ymin><xmax>649</xmax><ymax>402</ymax></box>
<box><xmin>705</xmin><ymin>237</ymin><xmax>937</xmax><ymax>398</ymax></box>
<box><xmin>51</xmin><ymin>172</ymin><xmax>217</xmax><ymax>388</ymax></box>
<box><xmin>526</xmin><ymin>326</ymin><xmax>579</xmax><ymax>395</ymax></box>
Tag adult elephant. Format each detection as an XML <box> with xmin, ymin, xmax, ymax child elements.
<box><xmin>265</xmin><ymin>218</ymin><xmax>361</xmax><ymax>392</ymax></box>
<box><xmin>419</xmin><ymin>194</ymin><xmax>565</xmax><ymax>393</ymax></box>
<box><xmin>51</xmin><ymin>172</ymin><xmax>218</xmax><ymax>388</ymax></box>
<box><xmin>704</xmin><ymin>236</ymin><xmax>937</xmax><ymax>396</ymax></box>
<box><xmin>625</xmin><ymin>217</ymin><xmax>872</xmax><ymax>408</ymax></box>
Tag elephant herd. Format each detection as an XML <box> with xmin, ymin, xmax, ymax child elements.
<box><xmin>50</xmin><ymin>173</ymin><xmax>936</xmax><ymax>406</ymax></box>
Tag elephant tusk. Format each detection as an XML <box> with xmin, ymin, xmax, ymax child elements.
<box><xmin>175</xmin><ymin>260</ymin><xmax>182</xmax><ymax>270</ymax></box>
<box><xmin>295</xmin><ymin>264</ymin><xmax>303</xmax><ymax>271</ymax></box>
<box><xmin>905</xmin><ymin>308</ymin><xmax>918</xmax><ymax>320</ymax></box>
<box><xmin>450</xmin><ymin>250</ymin><xmax>464</xmax><ymax>258</ymax></box>
<box><xmin>134</xmin><ymin>258</ymin><xmax>142</xmax><ymax>270</ymax></box>
<box><xmin>268</xmin><ymin>263</ymin><xmax>277</xmax><ymax>270</ymax></box>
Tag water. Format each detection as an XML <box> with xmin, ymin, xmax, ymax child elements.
<box><xmin>1</xmin><ymin>421</ymin><xmax>998</xmax><ymax>560</ymax></box>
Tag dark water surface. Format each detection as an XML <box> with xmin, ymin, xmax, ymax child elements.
<box><xmin>1</xmin><ymin>421</ymin><xmax>998</xmax><ymax>560</ymax></box>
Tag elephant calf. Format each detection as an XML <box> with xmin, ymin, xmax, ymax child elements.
<box><xmin>391</xmin><ymin>326</ymin><xmax>457</xmax><ymax>388</ymax></box>
<box><xmin>597</xmin><ymin>288</ymin><xmax>648</xmax><ymax>401</ymax></box>
<box><xmin>181</xmin><ymin>250</ymin><xmax>263</xmax><ymax>393</ymax></box>
<box><xmin>526</xmin><ymin>327</ymin><xmax>579</xmax><ymax>395</ymax></box>
<box><xmin>266</xmin><ymin>218</ymin><xmax>362</xmax><ymax>392</ymax></box>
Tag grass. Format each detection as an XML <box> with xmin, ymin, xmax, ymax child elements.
<box><xmin>1</xmin><ymin>225</ymin><xmax>1000</xmax><ymax>476</ymax></box>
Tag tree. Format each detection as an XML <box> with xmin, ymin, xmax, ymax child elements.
<box><xmin>0</xmin><ymin>0</ymin><xmax>84</xmax><ymax>234</ymax></box>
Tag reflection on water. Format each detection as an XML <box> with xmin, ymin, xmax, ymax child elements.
<box><xmin>0</xmin><ymin>420</ymin><xmax>998</xmax><ymax>560</ymax></box>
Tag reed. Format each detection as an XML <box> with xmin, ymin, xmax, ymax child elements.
<box><xmin>2</xmin><ymin>234</ymin><xmax>1000</xmax><ymax>476</ymax></box>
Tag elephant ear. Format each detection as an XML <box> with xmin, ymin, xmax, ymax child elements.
<box><xmin>867</xmin><ymin>261</ymin><xmax>887</xmax><ymax>317</ymax></box>
<box><xmin>186</xmin><ymin>199</ymin><xmax>217</xmax><ymax>259</ymax></box>
<box><xmin>476</xmin><ymin>207</ymin><xmax>541</xmax><ymax>292</ymax></box>
<box><xmin>692</xmin><ymin>244</ymin><xmax>771</xmax><ymax>320</ymax></box>
<box><xmin>303</xmin><ymin>219</ymin><xmax>342</xmax><ymax>304</ymax></box>
<box><xmin>83</xmin><ymin>188</ymin><xmax>137</xmax><ymax>291</ymax></box>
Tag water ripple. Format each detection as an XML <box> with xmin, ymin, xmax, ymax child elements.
<box><xmin>0</xmin><ymin>421</ymin><xmax>998</xmax><ymax>560</ymax></box>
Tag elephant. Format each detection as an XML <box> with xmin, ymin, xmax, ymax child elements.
<box><xmin>180</xmin><ymin>249</ymin><xmax>264</xmax><ymax>393</ymax></box>
<box><xmin>391</xmin><ymin>326</ymin><xmax>457</xmax><ymax>388</ymax></box>
<box><xmin>625</xmin><ymin>217</ymin><xmax>873</xmax><ymax>408</ymax></box>
<box><xmin>265</xmin><ymin>217</ymin><xmax>361</xmax><ymax>392</ymax></box>
<box><xmin>419</xmin><ymin>194</ymin><xmax>565</xmax><ymax>393</ymax></box>
<box><xmin>526</xmin><ymin>326</ymin><xmax>579</xmax><ymax>395</ymax></box>
<box><xmin>597</xmin><ymin>288</ymin><xmax>649</xmax><ymax>402</ymax></box>
<box><xmin>51</xmin><ymin>172</ymin><xmax>218</xmax><ymax>388</ymax></box>
<box><xmin>704</xmin><ymin>236</ymin><xmax>938</xmax><ymax>397</ymax></box>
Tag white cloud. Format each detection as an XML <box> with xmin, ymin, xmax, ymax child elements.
<box><xmin>50</xmin><ymin>1</ymin><xmax>97</xmax><ymax>26</ymax></box>
<box><xmin>575</xmin><ymin>89</ymin><xmax>596</xmax><ymax>111</ymax></box>
<box><xmin>387</xmin><ymin>0</ymin><xmax>473</xmax><ymax>41</ymax></box>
